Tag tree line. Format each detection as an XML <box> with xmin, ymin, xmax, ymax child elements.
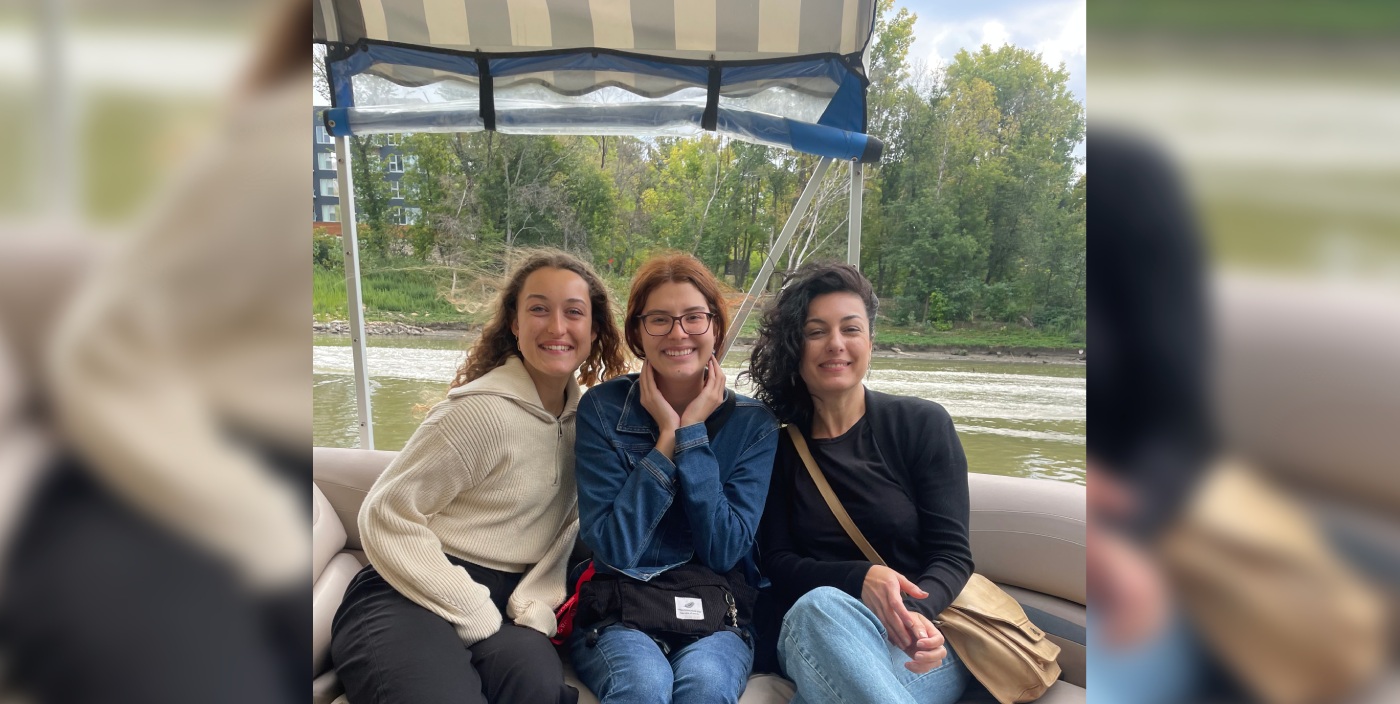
<box><xmin>318</xmin><ymin>1</ymin><xmax>1085</xmax><ymax>332</ymax></box>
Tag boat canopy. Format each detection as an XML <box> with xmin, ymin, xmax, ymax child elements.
<box><xmin>314</xmin><ymin>0</ymin><xmax>883</xmax><ymax>162</ymax></box>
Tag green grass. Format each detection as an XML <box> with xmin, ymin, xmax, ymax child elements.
<box><xmin>314</xmin><ymin>263</ymin><xmax>478</xmax><ymax>324</ymax></box>
<box><xmin>315</xmin><ymin>263</ymin><xmax>1086</xmax><ymax>351</ymax></box>
<box><xmin>870</xmin><ymin>324</ymin><xmax>1084</xmax><ymax>352</ymax></box>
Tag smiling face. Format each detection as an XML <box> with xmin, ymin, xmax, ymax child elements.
<box><xmin>510</xmin><ymin>267</ymin><xmax>596</xmax><ymax>383</ymax></box>
<box><xmin>799</xmin><ymin>291</ymin><xmax>872</xmax><ymax>398</ymax></box>
<box><xmin>636</xmin><ymin>281</ymin><xmax>716</xmax><ymax>382</ymax></box>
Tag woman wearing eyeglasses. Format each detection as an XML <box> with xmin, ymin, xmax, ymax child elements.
<box><xmin>570</xmin><ymin>253</ymin><xmax>779</xmax><ymax>704</ymax></box>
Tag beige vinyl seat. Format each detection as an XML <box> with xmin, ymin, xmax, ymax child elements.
<box><xmin>312</xmin><ymin>447</ymin><xmax>1088</xmax><ymax>704</ymax></box>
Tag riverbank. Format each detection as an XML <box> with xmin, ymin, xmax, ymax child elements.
<box><xmin>313</xmin><ymin>320</ymin><xmax>1086</xmax><ymax>365</ymax></box>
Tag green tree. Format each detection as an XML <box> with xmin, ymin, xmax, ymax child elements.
<box><xmin>350</xmin><ymin>136</ymin><xmax>394</xmax><ymax>259</ymax></box>
<box><xmin>401</xmin><ymin>133</ymin><xmax>463</xmax><ymax>261</ymax></box>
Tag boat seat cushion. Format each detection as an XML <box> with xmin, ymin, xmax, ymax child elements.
<box><xmin>968</xmin><ymin>473</ymin><xmax>1086</xmax><ymax>606</ymax></box>
<box><xmin>312</xmin><ymin>483</ymin><xmax>363</xmax><ymax>677</ymax></box>
<box><xmin>312</xmin><ymin>447</ymin><xmax>398</xmax><ymax>551</ymax></box>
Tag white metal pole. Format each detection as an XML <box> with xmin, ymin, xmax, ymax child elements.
<box><xmin>720</xmin><ymin>156</ymin><xmax>833</xmax><ymax>363</ymax></box>
<box><xmin>848</xmin><ymin>161</ymin><xmax>863</xmax><ymax>269</ymax></box>
<box><xmin>334</xmin><ymin>136</ymin><xmax>375</xmax><ymax>449</ymax></box>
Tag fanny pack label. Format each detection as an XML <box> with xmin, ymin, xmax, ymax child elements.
<box><xmin>675</xmin><ymin>597</ymin><xmax>705</xmax><ymax>620</ymax></box>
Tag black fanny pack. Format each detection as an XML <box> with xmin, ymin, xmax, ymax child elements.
<box><xmin>576</xmin><ymin>562</ymin><xmax>756</xmax><ymax>654</ymax></box>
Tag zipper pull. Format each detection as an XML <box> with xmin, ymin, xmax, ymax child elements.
<box><xmin>725</xmin><ymin>591</ymin><xmax>738</xmax><ymax>627</ymax></box>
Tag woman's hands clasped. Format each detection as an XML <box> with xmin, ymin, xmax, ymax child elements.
<box><xmin>862</xmin><ymin>565</ymin><xmax>947</xmax><ymax>672</ymax></box>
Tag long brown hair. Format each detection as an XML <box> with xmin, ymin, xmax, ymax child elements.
<box><xmin>624</xmin><ymin>253</ymin><xmax>730</xmax><ymax>360</ymax></box>
<box><xmin>450</xmin><ymin>249</ymin><xmax>626</xmax><ymax>389</ymax></box>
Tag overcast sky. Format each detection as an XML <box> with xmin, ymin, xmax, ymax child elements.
<box><xmin>899</xmin><ymin>0</ymin><xmax>1086</xmax><ymax>104</ymax></box>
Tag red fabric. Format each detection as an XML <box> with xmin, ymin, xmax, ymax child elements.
<box><xmin>550</xmin><ymin>561</ymin><xmax>596</xmax><ymax>645</ymax></box>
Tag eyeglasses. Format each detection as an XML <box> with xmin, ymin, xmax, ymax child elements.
<box><xmin>637</xmin><ymin>312</ymin><xmax>715</xmax><ymax>336</ymax></box>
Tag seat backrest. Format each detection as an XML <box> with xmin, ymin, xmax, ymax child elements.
<box><xmin>967</xmin><ymin>473</ymin><xmax>1086</xmax><ymax>607</ymax></box>
<box><xmin>313</xmin><ymin>446</ymin><xmax>398</xmax><ymax>550</ymax></box>
<box><xmin>0</xmin><ymin>234</ymin><xmax>104</xmax><ymax>391</ymax></box>
<box><xmin>1214</xmin><ymin>274</ymin><xmax>1400</xmax><ymax>515</ymax></box>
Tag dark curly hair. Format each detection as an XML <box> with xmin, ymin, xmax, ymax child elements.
<box><xmin>743</xmin><ymin>261</ymin><xmax>877</xmax><ymax>426</ymax></box>
<box><xmin>450</xmin><ymin>249</ymin><xmax>627</xmax><ymax>390</ymax></box>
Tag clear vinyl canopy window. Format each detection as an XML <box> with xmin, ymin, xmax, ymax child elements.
<box><xmin>315</xmin><ymin>0</ymin><xmax>883</xmax><ymax>162</ymax></box>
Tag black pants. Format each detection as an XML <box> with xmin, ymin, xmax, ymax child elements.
<box><xmin>330</xmin><ymin>557</ymin><xmax>578</xmax><ymax>704</ymax></box>
<box><xmin>0</xmin><ymin>455</ymin><xmax>307</xmax><ymax>704</ymax></box>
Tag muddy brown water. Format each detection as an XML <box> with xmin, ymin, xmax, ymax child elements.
<box><xmin>314</xmin><ymin>335</ymin><xmax>1085</xmax><ymax>485</ymax></box>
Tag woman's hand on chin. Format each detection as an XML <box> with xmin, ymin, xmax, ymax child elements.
<box><xmin>680</xmin><ymin>356</ymin><xmax>726</xmax><ymax>428</ymax></box>
<box><xmin>639</xmin><ymin>359</ymin><xmax>681</xmax><ymax>435</ymax></box>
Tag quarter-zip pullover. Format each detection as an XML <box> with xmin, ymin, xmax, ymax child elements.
<box><xmin>358</xmin><ymin>355</ymin><xmax>581</xmax><ymax>645</ymax></box>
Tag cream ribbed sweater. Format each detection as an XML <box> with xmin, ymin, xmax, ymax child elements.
<box><xmin>359</xmin><ymin>356</ymin><xmax>580</xmax><ymax>645</ymax></box>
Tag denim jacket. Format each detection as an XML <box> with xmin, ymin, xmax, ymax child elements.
<box><xmin>575</xmin><ymin>374</ymin><xmax>779</xmax><ymax>582</ymax></box>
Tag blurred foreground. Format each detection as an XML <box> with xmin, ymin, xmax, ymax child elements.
<box><xmin>1089</xmin><ymin>2</ymin><xmax>1398</xmax><ymax>702</ymax></box>
<box><xmin>0</xmin><ymin>1</ymin><xmax>309</xmax><ymax>702</ymax></box>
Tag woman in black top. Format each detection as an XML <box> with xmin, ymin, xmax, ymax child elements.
<box><xmin>745</xmin><ymin>262</ymin><xmax>973</xmax><ymax>704</ymax></box>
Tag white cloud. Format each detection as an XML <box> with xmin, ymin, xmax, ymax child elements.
<box><xmin>1037</xmin><ymin>0</ymin><xmax>1086</xmax><ymax>68</ymax></box>
<box><xmin>922</xmin><ymin>27</ymin><xmax>954</xmax><ymax>70</ymax></box>
<box><xmin>979</xmin><ymin>20</ymin><xmax>1010</xmax><ymax>50</ymax></box>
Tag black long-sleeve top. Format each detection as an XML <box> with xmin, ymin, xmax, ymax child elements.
<box><xmin>758</xmin><ymin>388</ymin><xmax>974</xmax><ymax>623</ymax></box>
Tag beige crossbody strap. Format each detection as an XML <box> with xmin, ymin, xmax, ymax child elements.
<box><xmin>786</xmin><ymin>425</ymin><xmax>888</xmax><ymax>567</ymax></box>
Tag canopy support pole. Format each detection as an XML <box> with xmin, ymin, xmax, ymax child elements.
<box><xmin>334</xmin><ymin>136</ymin><xmax>375</xmax><ymax>449</ymax></box>
<box><xmin>848</xmin><ymin>161</ymin><xmax>863</xmax><ymax>269</ymax></box>
<box><xmin>721</xmin><ymin>156</ymin><xmax>833</xmax><ymax>364</ymax></box>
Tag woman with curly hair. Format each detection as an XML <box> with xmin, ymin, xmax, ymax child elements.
<box><xmin>745</xmin><ymin>262</ymin><xmax>973</xmax><ymax>704</ymax></box>
<box><xmin>331</xmin><ymin>249</ymin><xmax>627</xmax><ymax>704</ymax></box>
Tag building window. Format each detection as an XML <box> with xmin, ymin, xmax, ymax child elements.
<box><xmin>319</xmin><ymin>178</ymin><xmax>339</xmax><ymax>197</ymax></box>
<box><xmin>320</xmin><ymin>204</ymin><xmax>340</xmax><ymax>222</ymax></box>
<box><xmin>316</xmin><ymin>125</ymin><xmax>333</xmax><ymax>144</ymax></box>
<box><xmin>402</xmin><ymin>207</ymin><xmax>421</xmax><ymax>225</ymax></box>
<box><xmin>317</xmin><ymin>152</ymin><xmax>337</xmax><ymax>171</ymax></box>
<box><xmin>389</xmin><ymin>180</ymin><xmax>402</xmax><ymax>199</ymax></box>
<box><xmin>387</xmin><ymin>154</ymin><xmax>402</xmax><ymax>172</ymax></box>
<box><xmin>385</xmin><ymin>134</ymin><xmax>399</xmax><ymax>146</ymax></box>
<box><xmin>402</xmin><ymin>154</ymin><xmax>417</xmax><ymax>170</ymax></box>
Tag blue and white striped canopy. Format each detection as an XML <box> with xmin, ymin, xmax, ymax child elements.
<box><xmin>314</xmin><ymin>0</ymin><xmax>882</xmax><ymax>162</ymax></box>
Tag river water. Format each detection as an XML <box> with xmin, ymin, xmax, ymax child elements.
<box><xmin>314</xmin><ymin>335</ymin><xmax>1085</xmax><ymax>485</ymax></box>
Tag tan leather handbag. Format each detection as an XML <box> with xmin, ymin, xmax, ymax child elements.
<box><xmin>788</xmin><ymin>425</ymin><xmax>1061</xmax><ymax>704</ymax></box>
<box><xmin>1161</xmin><ymin>461</ymin><xmax>1386</xmax><ymax>704</ymax></box>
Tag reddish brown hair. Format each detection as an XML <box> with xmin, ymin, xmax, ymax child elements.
<box><xmin>624</xmin><ymin>253</ymin><xmax>730</xmax><ymax>360</ymax></box>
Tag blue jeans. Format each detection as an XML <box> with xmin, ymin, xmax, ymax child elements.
<box><xmin>569</xmin><ymin>625</ymin><xmax>753</xmax><ymax>704</ymax></box>
<box><xmin>1087</xmin><ymin>608</ymin><xmax>1205</xmax><ymax>704</ymax></box>
<box><xmin>778</xmin><ymin>587</ymin><xmax>970</xmax><ymax>704</ymax></box>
